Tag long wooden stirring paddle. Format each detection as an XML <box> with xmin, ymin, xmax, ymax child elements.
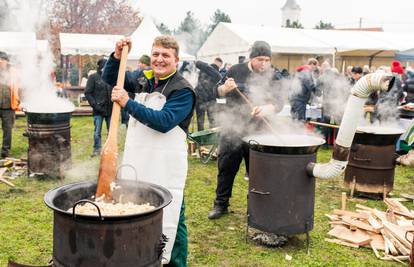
<box><xmin>234</xmin><ymin>87</ymin><xmax>278</xmax><ymax>135</ymax></box>
<box><xmin>95</xmin><ymin>45</ymin><xmax>129</xmax><ymax>200</ymax></box>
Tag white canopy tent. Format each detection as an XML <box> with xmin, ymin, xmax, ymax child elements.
<box><xmin>59</xmin><ymin>33</ymin><xmax>122</xmax><ymax>56</ymax></box>
<box><xmin>128</xmin><ymin>17</ymin><xmax>160</xmax><ymax>60</ymax></box>
<box><xmin>128</xmin><ymin>17</ymin><xmax>195</xmax><ymax>62</ymax></box>
<box><xmin>0</xmin><ymin>31</ymin><xmax>37</xmax><ymax>55</ymax></box>
<box><xmin>197</xmin><ymin>22</ymin><xmax>414</xmax><ymax>67</ymax></box>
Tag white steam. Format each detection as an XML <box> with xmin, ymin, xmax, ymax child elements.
<box><xmin>5</xmin><ymin>0</ymin><xmax>74</xmax><ymax>113</ymax></box>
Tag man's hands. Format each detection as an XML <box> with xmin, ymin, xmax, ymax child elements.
<box><xmin>218</xmin><ymin>78</ymin><xmax>237</xmax><ymax>96</ymax></box>
<box><xmin>114</xmin><ymin>37</ymin><xmax>132</xmax><ymax>60</ymax></box>
<box><xmin>251</xmin><ymin>104</ymin><xmax>276</xmax><ymax>117</ymax></box>
<box><xmin>111</xmin><ymin>86</ymin><xmax>130</xmax><ymax>107</ymax></box>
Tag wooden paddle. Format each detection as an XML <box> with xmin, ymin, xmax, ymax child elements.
<box><xmin>95</xmin><ymin>45</ymin><xmax>129</xmax><ymax>200</ymax></box>
<box><xmin>234</xmin><ymin>87</ymin><xmax>278</xmax><ymax>135</ymax></box>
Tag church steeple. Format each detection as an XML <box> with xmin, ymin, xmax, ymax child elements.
<box><xmin>281</xmin><ymin>0</ymin><xmax>301</xmax><ymax>27</ymax></box>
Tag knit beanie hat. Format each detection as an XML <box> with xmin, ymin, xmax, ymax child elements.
<box><xmin>139</xmin><ymin>55</ymin><xmax>151</xmax><ymax>66</ymax></box>
<box><xmin>249</xmin><ymin>41</ymin><xmax>272</xmax><ymax>59</ymax></box>
<box><xmin>0</xmin><ymin>51</ymin><xmax>9</xmax><ymax>61</ymax></box>
<box><xmin>391</xmin><ymin>60</ymin><xmax>404</xmax><ymax>74</ymax></box>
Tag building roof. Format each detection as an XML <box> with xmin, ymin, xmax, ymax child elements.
<box><xmin>281</xmin><ymin>0</ymin><xmax>301</xmax><ymax>11</ymax></box>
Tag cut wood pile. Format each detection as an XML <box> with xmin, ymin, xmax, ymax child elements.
<box><xmin>0</xmin><ymin>158</ymin><xmax>27</xmax><ymax>187</ymax></box>
<box><xmin>325</xmin><ymin>198</ymin><xmax>414</xmax><ymax>264</ymax></box>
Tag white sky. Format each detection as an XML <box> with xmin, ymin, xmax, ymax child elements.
<box><xmin>133</xmin><ymin>0</ymin><xmax>414</xmax><ymax>33</ymax></box>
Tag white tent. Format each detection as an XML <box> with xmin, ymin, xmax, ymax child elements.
<box><xmin>59</xmin><ymin>33</ymin><xmax>122</xmax><ymax>56</ymax></box>
<box><xmin>129</xmin><ymin>17</ymin><xmax>195</xmax><ymax>61</ymax></box>
<box><xmin>197</xmin><ymin>22</ymin><xmax>414</xmax><ymax>64</ymax></box>
<box><xmin>0</xmin><ymin>31</ymin><xmax>36</xmax><ymax>55</ymax></box>
<box><xmin>128</xmin><ymin>17</ymin><xmax>160</xmax><ymax>60</ymax></box>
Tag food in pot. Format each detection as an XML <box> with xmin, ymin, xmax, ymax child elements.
<box><xmin>69</xmin><ymin>200</ymin><xmax>155</xmax><ymax>216</ymax></box>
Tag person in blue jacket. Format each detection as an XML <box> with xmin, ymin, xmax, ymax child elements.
<box><xmin>103</xmin><ymin>35</ymin><xmax>195</xmax><ymax>267</ymax></box>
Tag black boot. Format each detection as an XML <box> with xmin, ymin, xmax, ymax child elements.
<box><xmin>208</xmin><ymin>204</ymin><xmax>228</xmax><ymax>220</ymax></box>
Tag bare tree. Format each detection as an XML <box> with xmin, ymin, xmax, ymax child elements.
<box><xmin>49</xmin><ymin>0</ymin><xmax>140</xmax><ymax>35</ymax></box>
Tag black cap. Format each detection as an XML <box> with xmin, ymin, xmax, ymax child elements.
<box><xmin>0</xmin><ymin>51</ymin><xmax>9</xmax><ymax>61</ymax></box>
<box><xmin>351</xmin><ymin>66</ymin><xmax>363</xmax><ymax>74</ymax></box>
<box><xmin>249</xmin><ymin>41</ymin><xmax>272</xmax><ymax>59</ymax></box>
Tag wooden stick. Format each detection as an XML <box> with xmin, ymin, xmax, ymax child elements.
<box><xmin>308</xmin><ymin>121</ymin><xmax>340</xmax><ymax>129</ymax></box>
<box><xmin>341</xmin><ymin>192</ymin><xmax>347</xmax><ymax>210</ymax></box>
<box><xmin>0</xmin><ymin>177</ymin><xmax>14</xmax><ymax>187</ymax></box>
<box><xmin>96</xmin><ymin>45</ymin><xmax>129</xmax><ymax>200</ymax></box>
<box><xmin>234</xmin><ymin>87</ymin><xmax>278</xmax><ymax>136</ymax></box>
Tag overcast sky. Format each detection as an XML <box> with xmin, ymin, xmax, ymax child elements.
<box><xmin>134</xmin><ymin>0</ymin><xmax>414</xmax><ymax>33</ymax></box>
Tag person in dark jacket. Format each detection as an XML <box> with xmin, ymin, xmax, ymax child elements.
<box><xmin>103</xmin><ymin>35</ymin><xmax>195</xmax><ymax>267</ymax></box>
<box><xmin>289</xmin><ymin>58</ymin><xmax>319</xmax><ymax>121</ymax></box>
<box><xmin>208</xmin><ymin>41</ymin><xmax>284</xmax><ymax>220</ymax></box>
<box><xmin>403</xmin><ymin>71</ymin><xmax>414</xmax><ymax>103</ymax></box>
<box><xmin>84</xmin><ymin>58</ymin><xmax>112</xmax><ymax>157</ymax></box>
<box><xmin>194</xmin><ymin>58</ymin><xmax>222</xmax><ymax>131</ymax></box>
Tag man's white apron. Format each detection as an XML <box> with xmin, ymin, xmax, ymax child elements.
<box><xmin>120</xmin><ymin>92</ymin><xmax>188</xmax><ymax>264</ymax></box>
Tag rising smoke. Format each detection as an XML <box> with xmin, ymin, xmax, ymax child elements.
<box><xmin>3</xmin><ymin>0</ymin><xmax>74</xmax><ymax>113</ymax></box>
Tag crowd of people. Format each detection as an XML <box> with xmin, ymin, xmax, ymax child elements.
<box><xmin>3</xmin><ymin>34</ymin><xmax>414</xmax><ymax>266</ymax></box>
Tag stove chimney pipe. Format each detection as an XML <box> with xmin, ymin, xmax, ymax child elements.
<box><xmin>307</xmin><ymin>73</ymin><xmax>395</xmax><ymax>179</ymax></box>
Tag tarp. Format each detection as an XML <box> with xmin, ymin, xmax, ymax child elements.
<box><xmin>60</xmin><ymin>33</ymin><xmax>122</xmax><ymax>56</ymax></box>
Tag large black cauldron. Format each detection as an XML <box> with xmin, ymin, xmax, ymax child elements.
<box><xmin>244</xmin><ymin>134</ymin><xmax>324</xmax><ymax>235</ymax></box>
<box><xmin>344</xmin><ymin>126</ymin><xmax>403</xmax><ymax>196</ymax></box>
<box><xmin>44</xmin><ymin>180</ymin><xmax>172</xmax><ymax>267</ymax></box>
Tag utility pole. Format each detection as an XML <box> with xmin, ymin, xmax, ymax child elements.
<box><xmin>359</xmin><ymin>17</ymin><xmax>362</xmax><ymax>29</ymax></box>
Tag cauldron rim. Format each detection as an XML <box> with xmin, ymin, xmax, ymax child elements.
<box><xmin>243</xmin><ymin>134</ymin><xmax>325</xmax><ymax>155</ymax></box>
<box><xmin>44</xmin><ymin>180</ymin><xmax>172</xmax><ymax>220</ymax></box>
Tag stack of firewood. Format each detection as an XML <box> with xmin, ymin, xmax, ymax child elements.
<box><xmin>325</xmin><ymin>197</ymin><xmax>413</xmax><ymax>264</ymax></box>
<box><xmin>0</xmin><ymin>157</ymin><xmax>27</xmax><ymax>187</ymax></box>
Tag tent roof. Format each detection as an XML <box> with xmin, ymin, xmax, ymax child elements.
<box><xmin>128</xmin><ymin>17</ymin><xmax>160</xmax><ymax>59</ymax></box>
<box><xmin>128</xmin><ymin>17</ymin><xmax>195</xmax><ymax>61</ymax></box>
<box><xmin>59</xmin><ymin>33</ymin><xmax>122</xmax><ymax>56</ymax></box>
<box><xmin>395</xmin><ymin>48</ymin><xmax>414</xmax><ymax>61</ymax></box>
<box><xmin>0</xmin><ymin>31</ymin><xmax>36</xmax><ymax>54</ymax></box>
<box><xmin>198</xmin><ymin>22</ymin><xmax>414</xmax><ymax>60</ymax></box>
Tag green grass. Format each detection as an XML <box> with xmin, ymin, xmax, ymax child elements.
<box><xmin>0</xmin><ymin>116</ymin><xmax>413</xmax><ymax>266</ymax></box>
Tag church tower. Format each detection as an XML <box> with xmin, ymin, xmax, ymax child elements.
<box><xmin>281</xmin><ymin>0</ymin><xmax>301</xmax><ymax>27</ymax></box>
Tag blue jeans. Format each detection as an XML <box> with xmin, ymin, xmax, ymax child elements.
<box><xmin>93</xmin><ymin>115</ymin><xmax>110</xmax><ymax>152</ymax></box>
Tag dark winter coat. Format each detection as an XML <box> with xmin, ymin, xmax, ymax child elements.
<box><xmin>289</xmin><ymin>68</ymin><xmax>317</xmax><ymax>120</ymax></box>
<box><xmin>195</xmin><ymin>61</ymin><xmax>222</xmax><ymax>103</ymax></box>
<box><xmin>403</xmin><ymin>74</ymin><xmax>414</xmax><ymax>103</ymax></box>
<box><xmin>85</xmin><ymin>72</ymin><xmax>113</xmax><ymax>117</ymax></box>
